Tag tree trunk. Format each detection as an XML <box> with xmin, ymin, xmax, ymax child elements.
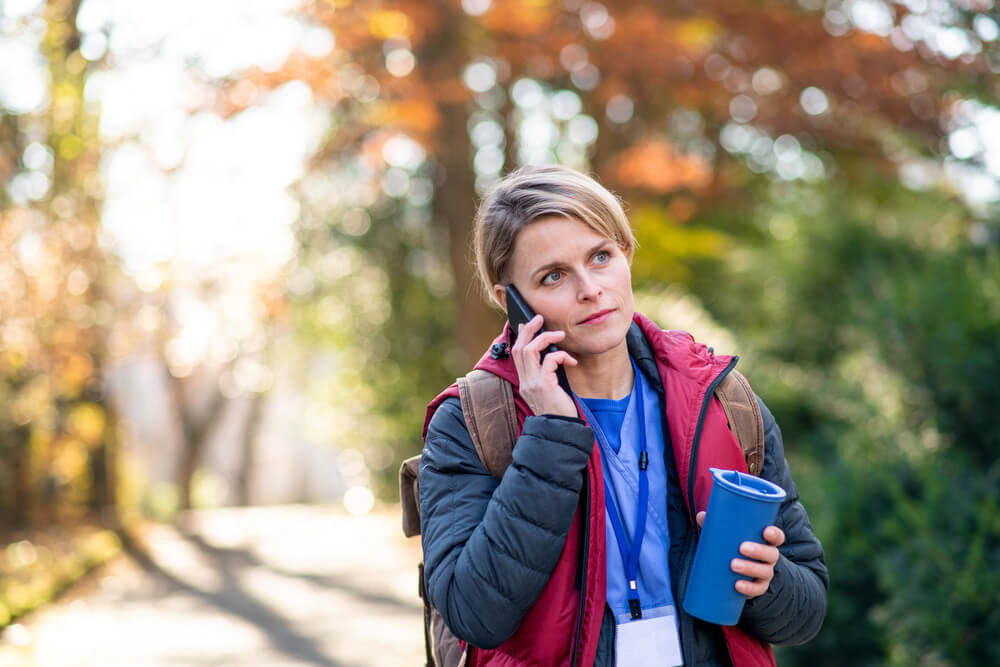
<box><xmin>435</xmin><ymin>102</ymin><xmax>504</xmax><ymax>366</ymax></box>
<box><xmin>7</xmin><ymin>426</ymin><xmax>32</xmax><ymax>531</ymax></box>
<box><xmin>168</xmin><ymin>372</ymin><xmax>228</xmax><ymax>512</ymax></box>
<box><xmin>414</xmin><ymin>8</ymin><xmax>503</xmax><ymax>369</ymax></box>
<box><xmin>234</xmin><ymin>391</ymin><xmax>266</xmax><ymax>506</ymax></box>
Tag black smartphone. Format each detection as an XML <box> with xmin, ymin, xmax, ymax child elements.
<box><xmin>505</xmin><ymin>284</ymin><xmax>573</xmax><ymax>397</ymax></box>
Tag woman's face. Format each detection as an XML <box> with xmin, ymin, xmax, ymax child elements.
<box><xmin>493</xmin><ymin>215</ymin><xmax>635</xmax><ymax>360</ymax></box>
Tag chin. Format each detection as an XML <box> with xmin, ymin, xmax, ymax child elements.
<box><xmin>569</xmin><ymin>327</ymin><xmax>629</xmax><ymax>358</ymax></box>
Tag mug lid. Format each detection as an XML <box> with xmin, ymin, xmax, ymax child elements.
<box><xmin>709</xmin><ymin>467</ymin><xmax>787</xmax><ymax>503</ymax></box>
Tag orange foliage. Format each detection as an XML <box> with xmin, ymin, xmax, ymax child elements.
<box><xmin>244</xmin><ymin>54</ymin><xmax>338</xmax><ymax>104</ymax></box>
<box><xmin>667</xmin><ymin>195</ymin><xmax>699</xmax><ymax>224</ymax></box>
<box><xmin>367</xmin><ymin>9</ymin><xmax>414</xmax><ymax>39</ymax></box>
<box><xmin>614</xmin><ymin>139</ymin><xmax>713</xmax><ymax>195</ymax></box>
<box><xmin>483</xmin><ymin>0</ymin><xmax>560</xmax><ymax>36</ymax></box>
<box><xmin>322</xmin><ymin>0</ymin><xmax>444</xmax><ymax>49</ymax></box>
<box><xmin>853</xmin><ymin>31</ymin><xmax>895</xmax><ymax>53</ymax></box>
<box><xmin>57</xmin><ymin>354</ymin><xmax>94</xmax><ymax>396</ymax></box>
<box><xmin>366</xmin><ymin>99</ymin><xmax>441</xmax><ymax>136</ymax></box>
<box><xmin>671</xmin><ymin>17</ymin><xmax>722</xmax><ymax>53</ymax></box>
<box><xmin>259</xmin><ymin>0</ymin><xmax>1000</xmax><ymax>213</ymax></box>
<box><xmin>269</xmin><ymin>0</ymin><xmax>996</xmax><ymax>187</ymax></box>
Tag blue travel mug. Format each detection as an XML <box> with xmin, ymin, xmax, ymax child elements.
<box><xmin>682</xmin><ymin>467</ymin><xmax>787</xmax><ymax>626</ymax></box>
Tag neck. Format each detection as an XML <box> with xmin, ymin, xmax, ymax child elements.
<box><xmin>566</xmin><ymin>339</ymin><xmax>634</xmax><ymax>400</ymax></box>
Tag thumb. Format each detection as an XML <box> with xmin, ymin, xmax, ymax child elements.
<box><xmin>696</xmin><ymin>511</ymin><xmax>706</xmax><ymax>528</ymax></box>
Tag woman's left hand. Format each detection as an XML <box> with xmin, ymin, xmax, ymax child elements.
<box><xmin>696</xmin><ymin>511</ymin><xmax>785</xmax><ymax>599</ymax></box>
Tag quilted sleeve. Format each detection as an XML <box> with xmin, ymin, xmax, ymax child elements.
<box><xmin>419</xmin><ymin>397</ymin><xmax>595</xmax><ymax>648</ymax></box>
<box><xmin>738</xmin><ymin>396</ymin><xmax>830</xmax><ymax>645</ymax></box>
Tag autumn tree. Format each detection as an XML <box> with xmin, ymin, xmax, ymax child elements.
<box><xmin>0</xmin><ymin>0</ymin><xmax>118</xmax><ymax>532</ymax></box>
<box><xmin>272</xmin><ymin>0</ymin><xmax>998</xmax><ymax>353</ymax></box>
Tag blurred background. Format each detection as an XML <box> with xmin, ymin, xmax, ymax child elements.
<box><xmin>1</xmin><ymin>0</ymin><xmax>998</xmax><ymax>665</ymax></box>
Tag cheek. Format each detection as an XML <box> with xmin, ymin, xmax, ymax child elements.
<box><xmin>533</xmin><ymin>294</ymin><xmax>574</xmax><ymax>327</ymax></box>
<box><xmin>613</xmin><ymin>266</ymin><xmax>633</xmax><ymax>300</ymax></box>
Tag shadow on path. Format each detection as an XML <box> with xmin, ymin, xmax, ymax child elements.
<box><xmin>181</xmin><ymin>531</ymin><xmax>422</xmax><ymax>613</ymax></box>
<box><xmin>121</xmin><ymin>529</ymin><xmax>344</xmax><ymax>667</ymax></box>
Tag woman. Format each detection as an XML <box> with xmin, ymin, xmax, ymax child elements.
<box><xmin>419</xmin><ymin>165</ymin><xmax>828</xmax><ymax>666</ymax></box>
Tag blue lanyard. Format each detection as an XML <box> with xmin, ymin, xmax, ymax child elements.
<box><xmin>576</xmin><ymin>359</ymin><xmax>649</xmax><ymax>620</ymax></box>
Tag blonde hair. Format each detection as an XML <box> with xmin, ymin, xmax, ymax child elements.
<box><xmin>473</xmin><ymin>165</ymin><xmax>636</xmax><ymax>306</ymax></box>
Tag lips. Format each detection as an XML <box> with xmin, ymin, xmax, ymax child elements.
<box><xmin>579</xmin><ymin>308</ymin><xmax>615</xmax><ymax>325</ymax></box>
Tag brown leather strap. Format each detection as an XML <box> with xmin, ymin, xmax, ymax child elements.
<box><xmin>714</xmin><ymin>369</ymin><xmax>765</xmax><ymax>475</ymax></box>
<box><xmin>419</xmin><ymin>562</ymin><xmax>436</xmax><ymax>667</ymax></box>
<box><xmin>399</xmin><ymin>455</ymin><xmax>422</xmax><ymax>538</ymax></box>
<box><xmin>399</xmin><ymin>371</ymin><xmax>517</xmax><ymax>540</ymax></box>
<box><xmin>457</xmin><ymin>369</ymin><xmax>518</xmax><ymax>480</ymax></box>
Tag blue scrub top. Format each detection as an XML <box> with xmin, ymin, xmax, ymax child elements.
<box><xmin>580</xmin><ymin>363</ymin><xmax>678</xmax><ymax>624</ymax></box>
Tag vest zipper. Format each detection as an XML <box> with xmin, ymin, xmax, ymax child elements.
<box><xmin>570</xmin><ymin>471</ymin><xmax>590</xmax><ymax>667</ymax></box>
<box><xmin>675</xmin><ymin>527</ymin><xmax>697</xmax><ymax>666</ymax></box>
<box><xmin>686</xmin><ymin>356</ymin><xmax>738</xmax><ymax>525</ymax></box>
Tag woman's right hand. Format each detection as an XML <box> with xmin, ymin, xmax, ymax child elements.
<box><xmin>511</xmin><ymin>314</ymin><xmax>578</xmax><ymax>418</ymax></box>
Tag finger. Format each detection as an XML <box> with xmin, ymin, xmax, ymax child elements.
<box><xmin>512</xmin><ymin>315</ymin><xmax>544</xmax><ymax>350</ymax></box>
<box><xmin>739</xmin><ymin>541</ymin><xmax>780</xmax><ymax>565</ymax></box>
<box><xmin>511</xmin><ymin>319</ymin><xmax>543</xmax><ymax>372</ymax></box>
<box><xmin>731</xmin><ymin>558</ymin><xmax>774</xmax><ymax>581</ymax></box>
<box><xmin>522</xmin><ymin>330</ymin><xmax>567</xmax><ymax>357</ymax></box>
<box><xmin>539</xmin><ymin>351</ymin><xmax>578</xmax><ymax>379</ymax></box>
<box><xmin>763</xmin><ymin>525</ymin><xmax>785</xmax><ymax>547</ymax></box>
<box><xmin>734</xmin><ymin>578</ymin><xmax>769</xmax><ymax>599</ymax></box>
<box><xmin>510</xmin><ymin>327</ymin><xmax>529</xmax><ymax>376</ymax></box>
<box><xmin>696</xmin><ymin>511</ymin><xmax>706</xmax><ymax>528</ymax></box>
<box><xmin>514</xmin><ymin>332</ymin><xmax>567</xmax><ymax>383</ymax></box>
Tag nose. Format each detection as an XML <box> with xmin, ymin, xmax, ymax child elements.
<box><xmin>576</xmin><ymin>271</ymin><xmax>602</xmax><ymax>302</ymax></box>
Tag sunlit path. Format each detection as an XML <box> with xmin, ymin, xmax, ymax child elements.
<box><xmin>0</xmin><ymin>507</ymin><xmax>425</xmax><ymax>667</ymax></box>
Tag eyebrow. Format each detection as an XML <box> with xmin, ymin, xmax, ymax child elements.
<box><xmin>531</xmin><ymin>240</ymin><xmax>614</xmax><ymax>279</ymax></box>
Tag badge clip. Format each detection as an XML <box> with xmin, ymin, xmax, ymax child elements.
<box><xmin>628</xmin><ymin>596</ymin><xmax>642</xmax><ymax>620</ymax></box>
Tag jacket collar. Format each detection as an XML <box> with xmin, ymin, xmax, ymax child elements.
<box><xmin>472</xmin><ymin>322</ymin><xmax>520</xmax><ymax>388</ymax></box>
<box><xmin>626</xmin><ymin>320</ymin><xmax>661</xmax><ymax>397</ymax></box>
<box><xmin>630</xmin><ymin>311</ymin><xmax>734</xmax><ymax>387</ymax></box>
<box><xmin>473</xmin><ymin>313</ymin><xmax>715</xmax><ymax>385</ymax></box>
<box><xmin>423</xmin><ymin>312</ymin><xmax>734</xmax><ymax>437</ymax></box>
<box><xmin>464</xmin><ymin>311</ymin><xmax>734</xmax><ymax>397</ymax></box>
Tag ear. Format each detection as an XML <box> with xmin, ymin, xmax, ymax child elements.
<box><xmin>492</xmin><ymin>284</ymin><xmax>507</xmax><ymax>311</ymax></box>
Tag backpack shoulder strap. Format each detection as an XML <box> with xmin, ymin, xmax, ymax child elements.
<box><xmin>399</xmin><ymin>455</ymin><xmax>422</xmax><ymax>538</ymax></box>
<box><xmin>714</xmin><ymin>369</ymin><xmax>765</xmax><ymax>475</ymax></box>
<box><xmin>457</xmin><ymin>369</ymin><xmax>518</xmax><ymax>480</ymax></box>
<box><xmin>399</xmin><ymin>370</ymin><xmax>516</xmax><ymax>538</ymax></box>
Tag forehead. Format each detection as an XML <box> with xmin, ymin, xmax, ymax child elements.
<box><xmin>510</xmin><ymin>216</ymin><xmax>610</xmax><ymax>272</ymax></box>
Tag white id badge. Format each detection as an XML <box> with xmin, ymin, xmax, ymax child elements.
<box><xmin>615</xmin><ymin>611</ymin><xmax>683</xmax><ymax>667</ymax></box>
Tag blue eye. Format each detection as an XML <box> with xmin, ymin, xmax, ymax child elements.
<box><xmin>594</xmin><ymin>250</ymin><xmax>610</xmax><ymax>263</ymax></box>
<box><xmin>542</xmin><ymin>270</ymin><xmax>562</xmax><ymax>285</ymax></box>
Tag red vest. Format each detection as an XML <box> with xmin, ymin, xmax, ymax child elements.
<box><xmin>423</xmin><ymin>313</ymin><xmax>776</xmax><ymax>667</ymax></box>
